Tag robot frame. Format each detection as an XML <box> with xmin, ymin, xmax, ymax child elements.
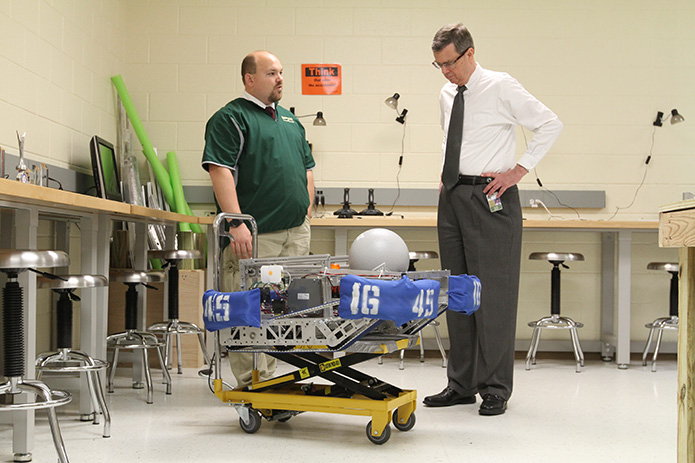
<box><xmin>204</xmin><ymin>213</ymin><xmax>479</xmax><ymax>445</ymax></box>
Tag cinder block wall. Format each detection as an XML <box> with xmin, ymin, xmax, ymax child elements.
<box><xmin>1</xmin><ymin>0</ymin><xmax>691</xmax><ymax>352</ymax></box>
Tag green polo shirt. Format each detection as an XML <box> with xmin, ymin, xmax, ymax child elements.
<box><xmin>202</xmin><ymin>98</ymin><xmax>315</xmax><ymax>234</ymax></box>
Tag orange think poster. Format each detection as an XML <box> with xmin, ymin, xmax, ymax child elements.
<box><xmin>301</xmin><ymin>64</ymin><xmax>342</xmax><ymax>95</ymax></box>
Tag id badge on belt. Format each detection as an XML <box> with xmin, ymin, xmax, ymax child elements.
<box><xmin>486</xmin><ymin>192</ymin><xmax>503</xmax><ymax>213</ymax></box>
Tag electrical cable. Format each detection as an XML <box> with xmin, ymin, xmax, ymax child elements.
<box><xmin>520</xmin><ymin>129</ymin><xmax>583</xmax><ymax>220</ymax></box>
<box><xmin>604</xmin><ymin>126</ymin><xmax>656</xmax><ymax>221</ymax></box>
<box><xmin>529</xmin><ymin>199</ymin><xmax>565</xmax><ymax>220</ymax></box>
<box><xmin>385</xmin><ymin>120</ymin><xmax>406</xmax><ymax>216</ymax></box>
<box><xmin>47</xmin><ymin>177</ymin><xmax>63</xmax><ymax>190</ymax></box>
<box><xmin>524</xmin><ymin>124</ymin><xmax>657</xmax><ymax>222</ymax></box>
<box><xmin>201</xmin><ymin>352</ymin><xmax>234</xmax><ymax>393</ymax></box>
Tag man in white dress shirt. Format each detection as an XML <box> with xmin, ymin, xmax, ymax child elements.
<box><xmin>423</xmin><ymin>23</ymin><xmax>563</xmax><ymax>415</ymax></box>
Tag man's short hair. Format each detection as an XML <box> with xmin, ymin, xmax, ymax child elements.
<box><xmin>432</xmin><ymin>23</ymin><xmax>474</xmax><ymax>54</ymax></box>
<box><xmin>241</xmin><ymin>54</ymin><xmax>257</xmax><ymax>82</ymax></box>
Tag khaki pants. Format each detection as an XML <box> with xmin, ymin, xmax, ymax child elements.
<box><xmin>223</xmin><ymin>217</ymin><xmax>311</xmax><ymax>387</ymax></box>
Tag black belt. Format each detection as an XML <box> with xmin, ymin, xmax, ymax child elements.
<box><xmin>456</xmin><ymin>175</ymin><xmax>493</xmax><ymax>186</ymax></box>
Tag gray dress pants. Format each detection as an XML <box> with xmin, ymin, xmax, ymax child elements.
<box><xmin>437</xmin><ymin>184</ymin><xmax>522</xmax><ymax>400</ymax></box>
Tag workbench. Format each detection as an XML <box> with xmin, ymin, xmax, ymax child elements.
<box><xmin>310</xmin><ymin>215</ymin><xmax>660</xmax><ymax>369</ymax></box>
<box><xmin>0</xmin><ymin>178</ymin><xmax>201</xmax><ymax>458</ymax></box>
<box><xmin>658</xmin><ymin>200</ymin><xmax>695</xmax><ymax>463</ymax></box>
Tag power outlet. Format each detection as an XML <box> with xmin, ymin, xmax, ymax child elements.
<box><xmin>314</xmin><ymin>189</ymin><xmax>325</xmax><ymax>207</ymax></box>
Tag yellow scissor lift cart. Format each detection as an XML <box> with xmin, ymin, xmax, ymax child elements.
<box><xmin>205</xmin><ymin>213</ymin><xmax>458</xmax><ymax>445</ymax></box>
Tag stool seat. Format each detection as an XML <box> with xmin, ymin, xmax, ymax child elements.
<box><xmin>529</xmin><ymin>252</ymin><xmax>584</xmax><ymax>263</ymax></box>
<box><xmin>647</xmin><ymin>262</ymin><xmax>679</xmax><ymax>273</ymax></box>
<box><xmin>38</xmin><ymin>274</ymin><xmax>108</xmax><ymax>289</ymax></box>
<box><xmin>0</xmin><ymin>249</ymin><xmax>69</xmax><ymax>270</ymax></box>
<box><xmin>148</xmin><ymin>249</ymin><xmax>202</xmax><ymax>262</ymax></box>
<box><xmin>642</xmin><ymin>262</ymin><xmax>679</xmax><ymax>371</ymax></box>
<box><xmin>408</xmin><ymin>251</ymin><xmax>438</xmax><ymax>261</ymax></box>
<box><xmin>109</xmin><ymin>269</ymin><xmax>166</xmax><ymax>284</ymax></box>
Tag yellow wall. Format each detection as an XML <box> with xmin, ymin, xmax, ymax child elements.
<box><xmin>1</xmin><ymin>0</ymin><xmax>692</xmax><ymax>350</ymax></box>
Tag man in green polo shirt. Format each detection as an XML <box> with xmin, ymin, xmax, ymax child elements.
<box><xmin>202</xmin><ymin>50</ymin><xmax>315</xmax><ymax>387</ymax></box>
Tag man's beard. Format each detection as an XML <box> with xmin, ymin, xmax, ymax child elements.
<box><xmin>268</xmin><ymin>87</ymin><xmax>282</xmax><ymax>103</ymax></box>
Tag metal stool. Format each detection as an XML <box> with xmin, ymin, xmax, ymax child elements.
<box><xmin>0</xmin><ymin>250</ymin><xmax>72</xmax><ymax>463</ymax></box>
<box><xmin>642</xmin><ymin>262</ymin><xmax>679</xmax><ymax>372</ymax></box>
<box><xmin>147</xmin><ymin>249</ymin><xmax>210</xmax><ymax>374</ymax></box>
<box><xmin>106</xmin><ymin>270</ymin><xmax>171</xmax><ymax>404</ymax></box>
<box><xmin>526</xmin><ymin>252</ymin><xmax>585</xmax><ymax>373</ymax></box>
<box><xmin>377</xmin><ymin>251</ymin><xmax>448</xmax><ymax>370</ymax></box>
<box><xmin>36</xmin><ymin>274</ymin><xmax>111</xmax><ymax>438</ymax></box>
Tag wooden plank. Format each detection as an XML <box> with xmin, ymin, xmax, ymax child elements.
<box><xmin>661</xmin><ymin>209</ymin><xmax>695</xmax><ymax>248</ymax></box>
<box><xmin>523</xmin><ymin>220</ymin><xmax>657</xmax><ymax>230</ymax></box>
<box><xmin>0</xmin><ymin>178</ymin><xmax>207</xmax><ymax>226</ymax></box>
<box><xmin>678</xmin><ymin>247</ymin><xmax>695</xmax><ymax>463</ymax></box>
<box><xmin>311</xmin><ymin>216</ymin><xmax>436</xmax><ymax>228</ymax></box>
<box><xmin>0</xmin><ymin>178</ymin><xmax>131</xmax><ymax>214</ymax></box>
<box><xmin>129</xmin><ymin>204</ymin><xmax>200</xmax><ymax>224</ymax></box>
<box><xmin>660</xmin><ymin>199</ymin><xmax>695</xmax><ymax>214</ymax></box>
<box><xmin>308</xmin><ymin>216</ymin><xmax>658</xmax><ymax>230</ymax></box>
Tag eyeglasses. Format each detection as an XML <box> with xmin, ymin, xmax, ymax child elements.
<box><xmin>432</xmin><ymin>48</ymin><xmax>469</xmax><ymax>70</ymax></box>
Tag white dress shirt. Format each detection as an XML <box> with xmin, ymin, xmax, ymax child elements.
<box><xmin>243</xmin><ymin>91</ymin><xmax>275</xmax><ymax>111</ymax></box>
<box><xmin>439</xmin><ymin>63</ymin><xmax>563</xmax><ymax>176</ymax></box>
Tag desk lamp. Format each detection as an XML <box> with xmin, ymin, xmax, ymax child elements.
<box><xmin>385</xmin><ymin>93</ymin><xmax>408</xmax><ymax>124</ymax></box>
<box><xmin>653</xmin><ymin>109</ymin><xmax>685</xmax><ymax>126</ymax></box>
<box><xmin>289</xmin><ymin>107</ymin><xmax>327</xmax><ymax>126</ymax></box>
<box><xmin>645</xmin><ymin>109</ymin><xmax>685</xmax><ymax>165</ymax></box>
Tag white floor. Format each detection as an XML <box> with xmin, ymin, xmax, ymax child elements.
<box><xmin>1</xmin><ymin>354</ymin><xmax>677</xmax><ymax>463</ymax></box>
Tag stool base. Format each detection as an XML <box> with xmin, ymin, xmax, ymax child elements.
<box><xmin>148</xmin><ymin>319</ymin><xmax>211</xmax><ymax>374</ymax></box>
<box><xmin>0</xmin><ymin>378</ymin><xmax>72</xmax><ymax>463</ymax></box>
<box><xmin>642</xmin><ymin>316</ymin><xmax>678</xmax><ymax>372</ymax></box>
<box><xmin>525</xmin><ymin>314</ymin><xmax>585</xmax><ymax>373</ymax></box>
<box><xmin>106</xmin><ymin>330</ymin><xmax>172</xmax><ymax>404</ymax></box>
<box><xmin>380</xmin><ymin>320</ymin><xmax>448</xmax><ymax>370</ymax></box>
<box><xmin>36</xmin><ymin>349</ymin><xmax>111</xmax><ymax>437</ymax></box>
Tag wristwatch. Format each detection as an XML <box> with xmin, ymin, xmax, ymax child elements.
<box><xmin>229</xmin><ymin>219</ymin><xmax>244</xmax><ymax>228</ymax></box>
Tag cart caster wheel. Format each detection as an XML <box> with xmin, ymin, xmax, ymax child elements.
<box><xmin>392</xmin><ymin>410</ymin><xmax>416</xmax><ymax>432</ymax></box>
<box><xmin>239</xmin><ymin>409</ymin><xmax>262</xmax><ymax>434</ymax></box>
<box><xmin>366</xmin><ymin>421</ymin><xmax>391</xmax><ymax>445</ymax></box>
<box><xmin>278</xmin><ymin>417</ymin><xmax>291</xmax><ymax>423</ymax></box>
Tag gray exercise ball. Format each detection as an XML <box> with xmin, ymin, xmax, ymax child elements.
<box><xmin>348</xmin><ymin>228</ymin><xmax>410</xmax><ymax>272</ymax></box>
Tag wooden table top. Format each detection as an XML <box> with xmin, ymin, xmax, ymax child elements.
<box><xmin>309</xmin><ymin>216</ymin><xmax>658</xmax><ymax>230</ymax></box>
<box><xmin>0</xmin><ymin>178</ymin><xmax>200</xmax><ymax>224</ymax></box>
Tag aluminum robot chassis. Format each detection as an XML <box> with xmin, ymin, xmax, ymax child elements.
<box><xmin>207</xmin><ymin>213</ymin><xmax>451</xmax><ymax>445</ymax></box>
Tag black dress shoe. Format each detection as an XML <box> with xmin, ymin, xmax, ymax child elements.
<box><xmin>423</xmin><ymin>387</ymin><xmax>476</xmax><ymax>407</ymax></box>
<box><xmin>479</xmin><ymin>394</ymin><xmax>507</xmax><ymax>415</ymax></box>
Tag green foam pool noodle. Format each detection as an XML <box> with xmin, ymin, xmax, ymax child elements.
<box><xmin>166</xmin><ymin>151</ymin><xmax>203</xmax><ymax>233</ymax></box>
<box><xmin>166</xmin><ymin>151</ymin><xmax>191</xmax><ymax>232</ymax></box>
<box><xmin>184</xmin><ymin>202</ymin><xmax>203</xmax><ymax>234</ymax></box>
<box><xmin>111</xmin><ymin>75</ymin><xmax>174</xmax><ymax>207</ymax></box>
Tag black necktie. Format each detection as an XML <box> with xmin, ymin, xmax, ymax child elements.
<box><xmin>442</xmin><ymin>85</ymin><xmax>466</xmax><ymax>190</ymax></box>
<box><xmin>264</xmin><ymin>106</ymin><xmax>276</xmax><ymax>121</ymax></box>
